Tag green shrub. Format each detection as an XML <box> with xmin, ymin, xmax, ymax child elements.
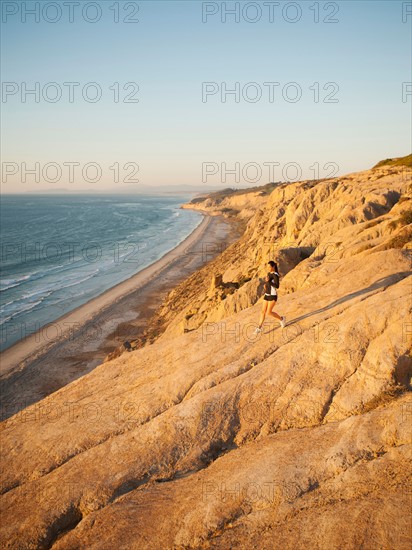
<box><xmin>221</xmin><ymin>207</ymin><xmax>239</xmax><ymax>215</ymax></box>
<box><xmin>372</xmin><ymin>154</ymin><xmax>412</xmax><ymax>169</ymax></box>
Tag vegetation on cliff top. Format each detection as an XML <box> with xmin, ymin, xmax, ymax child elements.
<box><xmin>190</xmin><ymin>154</ymin><xmax>411</xmax><ymax>205</ymax></box>
<box><xmin>372</xmin><ymin>153</ymin><xmax>412</xmax><ymax>169</ymax></box>
<box><xmin>190</xmin><ymin>182</ymin><xmax>281</xmax><ymax>204</ymax></box>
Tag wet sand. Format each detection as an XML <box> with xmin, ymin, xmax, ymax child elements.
<box><xmin>0</xmin><ymin>212</ymin><xmax>239</xmax><ymax>418</ymax></box>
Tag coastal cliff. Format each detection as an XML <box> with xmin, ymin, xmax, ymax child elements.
<box><xmin>1</xmin><ymin>155</ymin><xmax>411</xmax><ymax>548</ymax></box>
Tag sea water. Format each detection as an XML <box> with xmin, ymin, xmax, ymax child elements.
<box><xmin>0</xmin><ymin>194</ymin><xmax>202</xmax><ymax>351</ymax></box>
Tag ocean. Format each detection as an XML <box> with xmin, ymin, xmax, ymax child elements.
<box><xmin>0</xmin><ymin>194</ymin><xmax>202</xmax><ymax>351</ymax></box>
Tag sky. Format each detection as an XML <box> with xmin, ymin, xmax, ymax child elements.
<box><xmin>1</xmin><ymin>0</ymin><xmax>411</xmax><ymax>193</ymax></box>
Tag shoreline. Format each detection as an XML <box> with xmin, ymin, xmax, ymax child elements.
<box><xmin>0</xmin><ymin>213</ymin><xmax>208</xmax><ymax>375</ymax></box>
<box><xmin>0</xmin><ymin>209</ymin><xmax>239</xmax><ymax>416</ymax></box>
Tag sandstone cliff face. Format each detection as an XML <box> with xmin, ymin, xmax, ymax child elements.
<box><xmin>157</xmin><ymin>161</ymin><xmax>411</xmax><ymax>339</ymax></box>
<box><xmin>1</xmin><ymin>157</ymin><xmax>411</xmax><ymax>549</ymax></box>
<box><xmin>181</xmin><ymin>184</ymin><xmax>275</xmax><ymax>221</ymax></box>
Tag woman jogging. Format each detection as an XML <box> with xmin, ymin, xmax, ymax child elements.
<box><xmin>254</xmin><ymin>260</ymin><xmax>286</xmax><ymax>334</ymax></box>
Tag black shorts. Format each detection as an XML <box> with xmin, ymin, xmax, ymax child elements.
<box><xmin>264</xmin><ymin>294</ymin><xmax>277</xmax><ymax>302</ymax></box>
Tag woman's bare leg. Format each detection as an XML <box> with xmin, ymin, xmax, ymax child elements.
<box><xmin>258</xmin><ymin>300</ymin><xmax>268</xmax><ymax>328</ymax></box>
<box><xmin>267</xmin><ymin>300</ymin><xmax>282</xmax><ymax>321</ymax></box>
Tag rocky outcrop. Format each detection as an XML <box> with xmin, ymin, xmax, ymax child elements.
<box><xmin>181</xmin><ymin>183</ymin><xmax>277</xmax><ymax>221</ymax></box>
<box><xmin>0</xmin><ymin>156</ymin><xmax>411</xmax><ymax>548</ymax></box>
<box><xmin>154</xmin><ymin>160</ymin><xmax>411</xmax><ymax>338</ymax></box>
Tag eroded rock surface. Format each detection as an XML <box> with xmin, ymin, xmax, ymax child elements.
<box><xmin>1</xmin><ymin>156</ymin><xmax>411</xmax><ymax>549</ymax></box>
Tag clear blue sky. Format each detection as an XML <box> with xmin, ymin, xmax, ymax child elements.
<box><xmin>1</xmin><ymin>0</ymin><xmax>411</xmax><ymax>192</ymax></box>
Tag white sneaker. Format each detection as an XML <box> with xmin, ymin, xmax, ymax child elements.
<box><xmin>280</xmin><ymin>316</ymin><xmax>286</xmax><ymax>328</ymax></box>
<box><xmin>254</xmin><ymin>327</ymin><xmax>262</xmax><ymax>334</ymax></box>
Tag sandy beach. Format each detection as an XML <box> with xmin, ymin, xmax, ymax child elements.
<box><xmin>0</xmin><ymin>211</ymin><xmax>239</xmax><ymax>418</ymax></box>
